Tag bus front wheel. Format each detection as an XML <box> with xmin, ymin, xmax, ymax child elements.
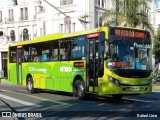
<box><xmin>27</xmin><ymin>77</ymin><xmax>36</xmax><ymax>93</ymax></box>
<box><xmin>73</xmin><ymin>80</ymin><xmax>85</xmax><ymax>100</ymax></box>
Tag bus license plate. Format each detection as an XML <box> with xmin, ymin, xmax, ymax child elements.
<box><xmin>132</xmin><ymin>88</ymin><xmax>140</xmax><ymax>92</ymax></box>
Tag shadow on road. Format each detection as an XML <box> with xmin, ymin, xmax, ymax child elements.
<box><xmin>5</xmin><ymin>90</ymin><xmax>160</xmax><ymax>120</ymax></box>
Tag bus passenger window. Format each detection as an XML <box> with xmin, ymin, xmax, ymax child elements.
<box><xmin>12</xmin><ymin>57</ymin><xmax>16</xmax><ymax>62</ymax></box>
<box><xmin>60</xmin><ymin>39</ymin><xmax>71</xmax><ymax>60</ymax></box>
<box><xmin>10</xmin><ymin>47</ymin><xmax>17</xmax><ymax>63</ymax></box>
<box><xmin>71</xmin><ymin>37</ymin><xmax>86</xmax><ymax>60</ymax></box>
<box><xmin>50</xmin><ymin>49</ymin><xmax>58</xmax><ymax>61</ymax></box>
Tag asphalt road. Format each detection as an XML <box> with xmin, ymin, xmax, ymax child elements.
<box><xmin>0</xmin><ymin>83</ymin><xmax>160</xmax><ymax>120</ymax></box>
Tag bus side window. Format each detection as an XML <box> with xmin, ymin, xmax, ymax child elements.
<box><xmin>10</xmin><ymin>48</ymin><xmax>17</xmax><ymax>63</ymax></box>
<box><xmin>60</xmin><ymin>39</ymin><xmax>71</xmax><ymax>60</ymax></box>
<box><xmin>12</xmin><ymin>56</ymin><xmax>16</xmax><ymax>62</ymax></box>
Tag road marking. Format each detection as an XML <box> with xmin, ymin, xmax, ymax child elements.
<box><xmin>17</xmin><ymin>89</ymin><xmax>26</xmax><ymax>92</ymax></box>
<box><xmin>123</xmin><ymin>97</ymin><xmax>153</xmax><ymax>103</ymax></box>
<box><xmin>1</xmin><ymin>89</ymin><xmax>71</xmax><ymax>106</ymax></box>
<box><xmin>0</xmin><ymin>94</ymin><xmax>39</xmax><ymax>106</ymax></box>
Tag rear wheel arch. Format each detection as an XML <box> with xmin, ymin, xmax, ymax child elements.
<box><xmin>73</xmin><ymin>75</ymin><xmax>84</xmax><ymax>85</ymax></box>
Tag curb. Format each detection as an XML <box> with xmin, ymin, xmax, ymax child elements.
<box><xmin>0</xmin><ymin>79</ymin><xmax>10</xmax><ymax>84</ymax></box>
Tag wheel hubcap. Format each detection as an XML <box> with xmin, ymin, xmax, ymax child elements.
<box><xmin>78</xmin><ymin>83</ymin><xmax>84</xmax><ymax>97</ymax></box>
<box><xmin>28</xmin><ymin>81</ymin><xmax>32</xmax><ymax>90</ymax></box>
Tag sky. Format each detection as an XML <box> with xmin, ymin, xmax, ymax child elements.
<box><xmin>156</xmin><ymin>0</ymin><xmax>159</xmax><ymax>8</ymax></box>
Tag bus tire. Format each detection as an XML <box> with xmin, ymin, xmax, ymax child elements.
<box><xmin>73</xmin><ymin>80</ymin><xmax>85</xmax><ymax>100</ymax></box>
<box><xmin>112</xmin><ymin>94</ymin><xmax>123</xmax><ymax>101</ymax></box>
<box><xmin>27</xmin><ymin>77</ymin><xmax>36</xmax><ymax>93</ymax></box>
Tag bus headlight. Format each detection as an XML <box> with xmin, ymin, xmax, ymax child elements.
<box><xmin>108</xmin><ymin>75</ymin><xmax>120</xmax><ymax>87</ymax></box>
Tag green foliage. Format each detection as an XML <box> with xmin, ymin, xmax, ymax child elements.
<box><xmin>99</xmin><ymin>0</ymin><xmax>153</xmax><ymax>33</ymax></box>
<box><xmin>153</xmin><ymin>28</ymin><xmax>160</xmax><ymax>62</ymax></box>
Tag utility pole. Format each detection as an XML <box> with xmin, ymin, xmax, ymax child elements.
<box><xmin>42</xmin><ymin>0</ymin><xmax>71</xmax><ymax>33</ymax></box>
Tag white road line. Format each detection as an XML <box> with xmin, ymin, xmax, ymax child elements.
<box><xmin>1</xmin><ymin>89</ymin><xmax>71</xmax><ymax>106</ymax></box>
<box><xmin>123</xmin><ymin>97</ymin><xmax>153</xmax><ymax>103</ymax></box>
<box><xmin>17</xmin><ymin>89</ymin><xmax>26</xmax><ymax>92</ymax></box>
<box><xmin>0</xmin><ymin>94</ymin><xmax>39</xmax><ymax>106</ymax></box>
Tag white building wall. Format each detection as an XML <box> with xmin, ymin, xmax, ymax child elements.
<box><xmin>1</xmin><ymin>0</ymin><xmax>158</xmax><ymax>76</ymax></box>
<box><xmin>0</xmin><ymin>0</ymin><xmax>44</xmax><ymax>76</ymax></box>
<box><xmin>44</xmin><ymin>0</ymin><xmax>89</xmax><ymax>34</ymax></box>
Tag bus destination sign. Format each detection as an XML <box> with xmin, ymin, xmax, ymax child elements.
<box><xmin>115</xmin><ymin>29</ymin><xmax>144</xmax><ymax>38</ymax></box>
<box><xmin>109</xmin><ymin>27</ymin><xmax>148</xmax><ymax>39</ymax></box>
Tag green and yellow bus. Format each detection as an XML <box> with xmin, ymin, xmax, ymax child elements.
<box><xmin>8</xmin><ymin>26</ymin><xmax>152</xmax><ymax>100</ymax></box>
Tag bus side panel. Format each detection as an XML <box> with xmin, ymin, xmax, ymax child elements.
<box><xmin>8</xmin><ymin>63</ymin><xmax>17</xmax><ymax>84</ymax></box>
<box><xmin>58</xmin><ymin>61</ymin><xmax>86</xmax><ymax>93</ymax></box>
<box><xmin>40</xmin><ymin>62</ymin><xmax>53</xmax><ymax>90</ymax></box>
<box><xmin>51</xmin><ymin>61</ymin><xmax>61</xmax><ymax>91</ymax></box>
<box><xmin>58</xmin><ymin>61</ymin><xmax>72</xmax><ymax>92</ymax></box>
<box><xmin>22</xmin><ymin>62</ymin><xmax>43</xmax><ymax>88</ymax></box>
<box><xmin>70</xmin><ymin>61</ymin><xmax>86</xmax><ymax>88</ymax></box>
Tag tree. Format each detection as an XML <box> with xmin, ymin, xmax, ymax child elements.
<box><xmin>153</xmin><ymin>28</ymin><xmax>160</xmax><ymax>62</ymax></box>
<box><xmin>99</xmin><ymin>0</ymin><xmax>153</xmax><ymax>33</ymax></box>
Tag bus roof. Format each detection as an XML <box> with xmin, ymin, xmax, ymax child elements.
<box><xmin>8</xmin><ymin>26</ymin><xmax>147</xmax><ymax>47</ymax></box>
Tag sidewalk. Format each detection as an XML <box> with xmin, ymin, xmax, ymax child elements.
<box><xmin>0</xmin><ymin>78</ymin><xmax>10</xmax><ymax>84</ymax></box>
<box><xmin>152</xmin><ymin>83</ymin><xmax>160</xmax><ymax>92</ymax></box>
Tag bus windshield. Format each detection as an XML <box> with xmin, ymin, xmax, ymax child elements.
<box><xmin>106</xmin><ymin>37</ymin><xmax>152</xmax><ymax>70</ymax></box>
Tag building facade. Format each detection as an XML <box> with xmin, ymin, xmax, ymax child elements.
<box><xmin>0</xmin><ymin>0</ymin><xmax>107</xmax><ymax>77</ymax></box>
<box><xmin>0</xmin><ymin>0</ymin><xmax>45</xmax><ymax>77</ymax></box>
<box><xmin>0</xmin><ymin>0</ymin><xmax>159</xmax><ymax>77</ymax></box>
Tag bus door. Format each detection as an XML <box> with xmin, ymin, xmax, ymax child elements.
<box><xmin>86</xmin><ymin>33</ymin><xmax>100</xmax><ymax>93</ymax></box>
<box><xmin>16</xmin><ymin>46</ymin><xmax>23</xmax><ymax>84</ymax></box>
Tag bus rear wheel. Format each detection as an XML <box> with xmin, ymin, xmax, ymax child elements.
<box><xmin>27</xmin><ymin>77</ymin><xmax>36</xmax><ymax>93</ymax></box>
<box><xmin>73</xmin><ymin>80</ymin><xmax>85</xmax><ymax>100</ymax></box>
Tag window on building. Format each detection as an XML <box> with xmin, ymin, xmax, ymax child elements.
<box><xmin>72</xmin><ymin>23</ymin><xmax>75</xmax><ymax>32</ymax></box>
<box><xmin>60</xmin><ymin>0</ymin><xmax>73</xmax><ymax>5</ymax></box>
<box><xmin>8</xmin><ymin>9</ymin><xmax>14</xmax><ymax>22</ymax></box>
<box><xmin>20</xmin><ymin>7</ymin><xmax>28</xmax><ymax>21</ymax></box>
<box><xmin>98</xmin><ymin>0</ymin><xmax>100</xmax><ymax>6</ymax></box>
<box><xmin>64</xmin><ymin>17</ymin><xmax>71</xmax><ymax>33</ymax></box>
<box><xmin>23</xmin><ymin>28</ymin><xmax>29</xmax><ymax>41</ymax></box>
<box><xmin>20</xmin><ymin>8</ymin><xmax>23</xmax><ymax>20</ymax></box>
<box><xmin>25</xmin><ymin>7</ymin><xmax>28</xmax><ymax>20</ymax></box>
<box><xmin>102</xmin><ymin>0</ymin><xmax>105</xmax><ymax>8</ymax></box>
<box><xmin>0</xmin><ymin>31</ymin><xmax>3</xmax><ymax>37</ymax></box>
<box><xmin>97</xmin><ymin>0</ymin><xmax>106</xmax><ymax>8</ymax></box>
<box><xmin>0</xmin><ymin>11</ymin><xmax>2</xmax><ymax>23</ymax></box>
<box><xmin>10</xmin><ymin>30</ymin><xmax>15</xmax><ymax>41</ymax></box>
<box><xmin>60</xmin><ymin>24</ymin><xmax>63</xmax><ymax>33</ymax></box>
